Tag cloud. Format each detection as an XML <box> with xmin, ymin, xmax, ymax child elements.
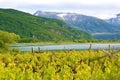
<box><xmin>0</xmin><ymin>0</ymin><xmax>120</xmax><ymax>19</ymax></box>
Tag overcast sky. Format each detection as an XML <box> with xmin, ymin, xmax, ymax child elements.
<box><xmin>0</xmin><ymin>0</ymin><xmax>120</xmax><ymax>19</ymax></box>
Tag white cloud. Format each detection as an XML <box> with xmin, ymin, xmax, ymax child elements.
<box><xmin>0</xmin><ymin>0</ymin><xmax>120</xmax><ymax>19</ymax></box>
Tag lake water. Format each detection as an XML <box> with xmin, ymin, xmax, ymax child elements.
<box><xmin>11</xmin><ymin>43</ymin><xmax>120</xmax><ymax>52</ymax></box>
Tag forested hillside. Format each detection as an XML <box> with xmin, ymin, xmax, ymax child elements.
<box><xmin>0</xmin><ymin>9</ymin><xmax>94</xmax><ymax>42</ymax></box>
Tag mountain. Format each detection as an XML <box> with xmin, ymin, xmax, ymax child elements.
<box><xmin>34</xmin><ymin>11</ymin><xmax>120</xmax><ymax>40</ymax></box>
<box><xmin>106</xmin><ymin>14</ymin><xmax>120</xmax><ymax>27</ymax></box>
<box><xmin>0</xmin><ymin>9</ymin><xmax>94</xmax><ymax>42</ymax></box>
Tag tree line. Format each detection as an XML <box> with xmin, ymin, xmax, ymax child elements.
<box><xmin>0</xmin><ymin>30</ymin><xmax>20</xmax><ymax>52</ymax></box>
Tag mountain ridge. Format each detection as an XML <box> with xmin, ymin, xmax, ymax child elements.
<box><xmin>34</xmin><ymin>11</ymin><xmax>120</xmax><ymax>40</ymax></box>
<box><xmin>106</xmin><ymin>14</ymin><xmax>120</xmax><ymax>27</ymax></box>
<box><xmin>0</xmin><ymin>8</ymin><xmax>94</xmax><ymax>42</ymax></box>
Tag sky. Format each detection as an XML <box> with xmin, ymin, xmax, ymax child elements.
<box><xmin>0</xmin><ymin>0</ymin><xmax>120</xmax><ymax>19</ymax></box>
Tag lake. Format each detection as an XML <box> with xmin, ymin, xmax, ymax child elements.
<box><xmin>11</xmin><ymin>43</ymin><xmax>120</xmax><ymax>52</ymax></box>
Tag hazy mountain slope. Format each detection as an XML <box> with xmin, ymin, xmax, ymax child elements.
<box><xmin>0</xmin><ymin>9</ymin><xmax>94</xmax><ymax>42</ymax></box>
<box><xmin>34</xmin><ymin>11</ymin><xmax>120</xmax><ymax>40</ymax></box>
<box><xmin>106</xmin><ymin>14</ymin><xmax>120</xmax><ymax>27</ymax></box>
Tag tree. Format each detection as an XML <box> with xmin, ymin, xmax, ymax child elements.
<box><xmin>0</xmin><ymin>30</ymin><xmax>20</xmax><ymax>51</ymax></box>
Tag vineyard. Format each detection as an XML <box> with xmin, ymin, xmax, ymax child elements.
<box><xmin>0</xmin><ymin>50</ymin><xmax>120</xmax><ymax>80</ymax></box>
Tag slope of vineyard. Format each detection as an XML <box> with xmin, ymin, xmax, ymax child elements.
<box><xmin>0</xmin><ymin>50</ymin><xmax>120</xmax><ymax>80</ymax></box>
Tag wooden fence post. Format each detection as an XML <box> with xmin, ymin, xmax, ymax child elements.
<box><xmin>32</xmin><ymin>47</ymin><xmax>34</xmax><ymax>55</ymax></box>
<box><xmin>38</xmin><ymin>47</ymin><xmax>41</xmax><ymax>53</ymax></box>
<box><xmin>89</xmin><ymin>44</ymin><xmax>92</xmax><ymax>53</ymax></box>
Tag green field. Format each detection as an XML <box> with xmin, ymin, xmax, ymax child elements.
<box><xmin>0</xmin><ymin>50</ymin><xmax>120</xmax><ymax>80</ymax></box>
